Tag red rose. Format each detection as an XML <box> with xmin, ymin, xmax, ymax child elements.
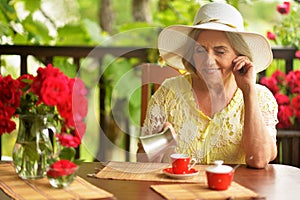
<box><xmin>58</xmin><ymin>103</ymin><xmax>73</xmax><ymax>126</ymax></box>
<box><xmin>260</xmin><ymin>76</ymin><xmax>279</xmax><ymax>94</ymax></box>
<box><xmin>36</xmin><ymin>64</ymin><xmax>62</xmax><ymax>80</ymax></box>
<box><xmin>276</xmin><ymin>1</ymin><xmax>291</xmax><ymax>14</ymax></box>
<box><xmin>70</xmin><ymin>78</ymin><xmax>88</xmax><ymax>96</ymax></box>
<box><xmin>0</xmin><ymin>101</ymin><xmax>16</xmax><ymax>118</ymax></box>
<box><xmin>271</xmin><ymin>70</ymin><xmax>286</xmax><ymax>85</ymax></box>
<box><xmin>0</xmin><ymin>116</ymin><xmax>16</xmax><ymax>135</ymax></box>
<box><xmin>0</xmin><ymin>75</ymin><xmax>22</xmax><ymax>109</ymax></box>
<box><xmin>292</xmin><ymin>95</ymin><xmax>300</xmax><ymax>118</ymax></box>
<box><xmin>296</xmin><ymin>51</ymin><xmax>300</xmax><ymax>59</ymax></box>
<box><xmin>40</xmin><ymin>76</ymin><xmax>69</xmax><ymax>106</ymax></box>
<box><xmin>31</xmin><ymin>64</ymin><xmax>63</xmax><ymax>96</ymax></box>
<box><xmin>70</xmin><ymin>78</ymin><xmax>88</xmax><ymax>118</ymax></box>
<box><xmin>277</xmin><ymin>105</ymin><xmax>293</xmax><ymax>129</ymax></box>
<box><xmin>74</xmin><ymin>120</ymin><xmax>86</xmax><ymax>139</ymax></box>
<box><xmin>266</xmin><ymin>31</ymin><xmax>276</xmax><ymax>41</ymax></box>
<box><xmin>17</xmin><ymin>74</ymin><xmax>34</xmax><ymax>89</ymax></box>
<box><xmin>56</xmin><ymin>133</ymin><xmax>81</xmax><ymax>148</ymax></box>
<box><xmin>57</xmin><ymin>78</ymin><xmax>88</xmax><ymax>129</ymax></box>
<box><xmin>47</xmin><ymin>160</ymin><xmax>77</xmax><ymax>178</ymax></box>
<box><xmin>286</xmin><ymin>70</ymin><xmax>300</xmax><ymax>94</ymax></box>
<box><xmin>73</xmin><ymin>95</ymin><xmax>88</xmax><ymax>119</ymax></box>
<box><xmin>275</xmin><ymin>93</ymin><xmax>290</xmax><ymax>105</ymax></box>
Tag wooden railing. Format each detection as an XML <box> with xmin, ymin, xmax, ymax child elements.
<box><xmin>0</xmin><ymin>45</ymin><xmax>299</xmax><ymax>167</ymax></box>
<box><xmin>0</xmin><ymin>45</ymin><xmax>150</xmax><ymax>161</ymax></box>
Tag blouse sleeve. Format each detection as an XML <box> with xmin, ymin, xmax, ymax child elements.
<box><xmin>257</xmin><ymin>84</ymin><xmax>279</xmax><ymax>141</ymax></box>
<box><xmin>140</xmin><ymin>84</ymin><xmax>169</xmax><ymax>137</ymax></box>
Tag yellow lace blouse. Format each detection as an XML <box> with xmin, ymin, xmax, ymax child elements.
<box><xmin>141</xmin><ymin>74</ymin><xmax>278</xmax><ymax>164</ymax></box>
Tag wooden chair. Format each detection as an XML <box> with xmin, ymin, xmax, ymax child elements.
<box><xmin>140</xmin><ymin>63</ymin><xmax>181</xmax><ymax>125</ymax></box>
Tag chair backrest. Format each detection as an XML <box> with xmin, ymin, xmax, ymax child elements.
<box><xmin>140</xmin><ymin>63</ymin><xmax>181</xmax><ymax>125</ymax></box>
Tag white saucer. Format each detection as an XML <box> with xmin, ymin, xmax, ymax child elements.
<box><xmin>163</xmin><ymin>167</ymin><xmax>199</xmax><ymax>179</ymax></box>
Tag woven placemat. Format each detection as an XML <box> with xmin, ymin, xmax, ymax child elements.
<box><xmin>0</xmin><ymin>163</ymin><xmax>114</xmax><ymax>200</ymax></box>
<box><xmin>151</xmin><ymin>182</ymin><xmax>260</xmax><ymax>200</ymax></box>
<box><xmin>95</xmin><ymin>161</ymin><xmax>207</xmax><ymax>183</ymax></box>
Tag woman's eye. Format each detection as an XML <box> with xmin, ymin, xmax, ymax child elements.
<box><xmin>214</xmin><ymin>47</ymin><xmax>227</xmax><ymax>55</ymax></box>
<box><xmin>194</xmin><ymin>46</ymin><xmax>205</xmax><ymax>53</ymax></box>
<box><xmin>216</xmin><ymin>51</ymin><xmax>225</xmax><ymax>55</ymax></box>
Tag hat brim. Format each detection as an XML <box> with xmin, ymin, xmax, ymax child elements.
<box><xmin>158</xmin><ymin>24</ymin><xmax>273</xmax><ymax>73</ymax></box>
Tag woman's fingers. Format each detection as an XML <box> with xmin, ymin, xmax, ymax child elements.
<box><xmin>232</xmin><ymin>56</ymin><xmax>252</xmax><ymax>73</ymax></box>
<box><xmin>164</xmin><ymin>122</ymin><xmax>177</xmax><ymax>140</ymax></box>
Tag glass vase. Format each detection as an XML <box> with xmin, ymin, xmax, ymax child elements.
<box><xmin>12</xmin><ymin>114</ymin><xmax>54</xmax><ymax>179</ymax></box>
<box><xmin>47</xmin><ymin>166</ymin><xmax>79</xmax><ymax>188</ymax></box>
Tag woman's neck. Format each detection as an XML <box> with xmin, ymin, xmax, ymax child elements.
<box><xmin>191</xmin><ymin>73</ymin><xmax>237</xmax><ymax>117</ymax></box>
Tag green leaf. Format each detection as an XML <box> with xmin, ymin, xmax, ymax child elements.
<box><xmin>114</xmin><ymin>24</ymin><xmax>159</xmax><ymax>46</ymax></box>
<box><xmin>22</xmin><ymin>14</ymin><xmax>52</xmax><ymax>44</ymax></box>
<box><xmin>82</xmin><ymin>18</ymin><xmax>104</xmax><ymax>44</ymax></box>
<box><xmin>22</xmin><ymin>0</ymin><xmax>41</xmax><ymax>12</ymax></box>
<box><xmin>52</xmin><ymin>57</ymin><xmax>78</xmax><ymax>78</ymax></box>
<box><xmin>0</xmin><ymin>0</ymin><xmax>18</xmax><ymax>21</ymax></box>
<box><xmin>23</xmin><ymin>143</ymin><xmax>39</xmax><ymax>161</ymax></box>
<box><xmin>0</xmin><ymin>18</ymin><xmax>12</xmax><ymax>35</ymax></box>
<box><xmin>23</xmin><ymin>142</ymin><xmax>48</xmax><ymax>161</ymax></box>
<box><xmin>57</xmin><ymin>24</ymin><xmax>89</xmax><ymax>45</ymax></box>
<box><xmin>12</xmin><ymin>33</ymin><xmax>28</xmax><ymax>44</ymax></box>
<box><xmin>59</xmin><ymin>147</ymin><xmax>76</xmax><ymax>161</ymax></box>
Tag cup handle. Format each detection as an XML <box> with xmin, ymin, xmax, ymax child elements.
<box><xmin>188</xmin><ymin>158</ymin><xmax>197</xmax><ymax>170</ymax></box>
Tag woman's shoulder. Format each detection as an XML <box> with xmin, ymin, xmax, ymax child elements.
<box><xmin>255</xmin><ymin>83</ymin><xmax>277</xmax><ymax>103</ymax></box>
<box><xmin>162</xmin><ymin>73</ymin><xmax>191</xmax><ymax>85</ymax></box>
<box><xmin>255</xmin><ymin>84</ymin><xmax>274</xmax><ymax>96</ymax></box>
<box><xmin>162</xmin><ymin>73</ymin><xmax>190</xmax><ymax>83</ymax></box>
<box><xmin>161</xmin><ymin>74</ymin><xmax>192</xmax><ymax>91</ymax></box>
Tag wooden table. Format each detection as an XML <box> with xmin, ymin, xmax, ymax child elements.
<box><xmin>77</xmin><ymin>162</ymin><xmax>300</xmax><ymax>200</ymax></box>
<box><xmin>0</xmin><ymin>162</ymin><xmax>299</xmax><ymax>200</ymax></box>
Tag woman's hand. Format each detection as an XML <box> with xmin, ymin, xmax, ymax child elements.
<box><xmin>232</xmin><ymin>56</ymin><xmax>256</xmax><ymax>92</ymax></box>
<box><xmin>163</xmin><ymin>122</ymin><xmax>177</xmax><ymax>142</ymax></box>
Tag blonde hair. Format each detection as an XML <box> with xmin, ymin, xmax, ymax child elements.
<box><xmin>225</xmin><ymin>32</ymin><xmax>253</xmax><ymax>61</ymax></box>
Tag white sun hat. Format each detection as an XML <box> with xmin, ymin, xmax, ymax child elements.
<box><xmin>158</xmin><ymin>2</ymin><xmax>273</xmax><ymax>73</ymax></box>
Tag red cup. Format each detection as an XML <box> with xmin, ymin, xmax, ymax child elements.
<box><xmin>205</xmin><ymin>160</ymin><xmax>234</xmax><ymax>190</ymax></box>
<box><xmin>170</xmin><ymin>154</ymin><xmax>196</xmax><ymax>174</ymax></box>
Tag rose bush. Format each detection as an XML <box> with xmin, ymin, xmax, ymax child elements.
<box><xmin>0</xmin><ymin>64</ymin><xmax>88</xmax><ymax>170</ymax></box>
<box><xmin>267</xmin><ymin>0</ymin><xmax>300</xmax><ymax>58</ymax></box>
<box><xmin>266</xmin><ymin>1</ymin><xmax>300</xmax><ymax>58</ymax></box>
<box><xmin>260</xmin><ymin>69</ymin><xmax>300</xmax><ymax>129</ymax></box>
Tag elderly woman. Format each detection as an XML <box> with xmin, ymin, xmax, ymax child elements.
<box><xmin>137</xmin><ymin>2</ymin><xmax>278</xmax><ymax>169</ymax></box>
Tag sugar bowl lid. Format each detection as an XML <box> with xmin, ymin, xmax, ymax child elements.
<box><xmin>206</xmin><ymin>160</ymin><xmax>233</xmax><ymax>174</ymax></box>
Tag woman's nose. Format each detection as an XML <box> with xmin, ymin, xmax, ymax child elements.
<box><xmin>204</xmin><ymin>51</ymin><xmax>216</xmax><ymax>66</ymax></box>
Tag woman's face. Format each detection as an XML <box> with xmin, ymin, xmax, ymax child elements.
<box><xmin>192</xmin><ymin>30</ymin><xmax>237</xmax><ymax>85</ymax></box>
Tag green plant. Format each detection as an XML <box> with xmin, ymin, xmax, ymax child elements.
<box><xmin>266</xmin><ymin>1</ymin><xmax>300</xmax><ymax>58</ymax></box>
